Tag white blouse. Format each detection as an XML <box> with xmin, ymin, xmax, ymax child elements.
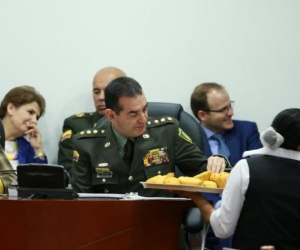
<box><xmin>4</xmin><ymin>140</ymin><xmax>19</xmax><ymax>170</ymax></box>
<box><xmin>210</xmin><ymin>147</ymin><xmax>300</xmax><ymax>238</ymax></box>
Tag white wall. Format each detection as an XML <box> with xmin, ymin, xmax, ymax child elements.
<box><xmin>1</xmin><ymin>0</ymin><xmax>300</xmax><ymax>163</ymax></box>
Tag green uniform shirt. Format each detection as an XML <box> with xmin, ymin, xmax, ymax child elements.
<box><xmin>58</xmin><ymin>112</ymin><xmax>102</xmax><ymax>175</ymax></box>
<box><xmin>72</xmin><ymin>116</ymin><xmax>208</xmax><ymax>197</ymax></box>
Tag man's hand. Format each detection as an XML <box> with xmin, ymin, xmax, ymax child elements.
<box><xmin>206</xmin><ymin>156</ymin><xmax>226</xmax><ymax>173</ymax></box>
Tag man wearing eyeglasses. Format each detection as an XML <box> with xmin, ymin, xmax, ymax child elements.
<box><xmin>190</xmin><ymin>82</ymin><xmax>262</xmax><ymax>166</ymax></box>
<box><xmin>190</xmin><ymin>82</ymin><xmax>262</xmax><ymax>249</ymax></box>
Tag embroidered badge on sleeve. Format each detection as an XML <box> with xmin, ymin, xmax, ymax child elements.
<box><xmin>72</xmin><ymin>150</ymin><xmax>79</xmax><ymax>162</ymax></box>
<box><xmin>61</xmin><ymin>130</ymin><xmax>72</xmax><ymax>142</ymax></box>
<box><xmin>178</xmin><ymin>128</ymin><xmax>192</xmax><ymax>143</ymax></box>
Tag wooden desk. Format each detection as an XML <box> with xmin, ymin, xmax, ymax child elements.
<box><xmin>0</xmin><ymin>197</ymin><xmax>193</xmax><ymax>250</ymax></box>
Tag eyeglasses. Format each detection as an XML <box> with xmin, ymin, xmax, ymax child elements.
<box><xmin>203</xmin><ymin>101</ymin><xmax>234</xmax><ymax>114</ymax></box>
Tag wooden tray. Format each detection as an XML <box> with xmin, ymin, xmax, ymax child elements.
<box><xmin>140</xmin><ymin>182</ymin><xmax>223</xmax><ymax>194</ymax></box>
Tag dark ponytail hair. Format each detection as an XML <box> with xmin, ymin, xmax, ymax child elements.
<box><xmin>271</xmin><ymin>108</ymin><xmax>300</xmax><ymax>150</ymax></box>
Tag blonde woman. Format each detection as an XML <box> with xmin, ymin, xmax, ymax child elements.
<box><xmin>0</xmin><ymin>86</ymin><xmax>47</xmax><ymax>193</ymax></box>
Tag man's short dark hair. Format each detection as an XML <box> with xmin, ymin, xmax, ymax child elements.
<box><xmin>105</xmin><ymin>76</ymin><xmax>143</xmax><ymax>114</ymax></box>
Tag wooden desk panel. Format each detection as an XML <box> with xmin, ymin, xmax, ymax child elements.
<box><xmin>0</xmin><ymin>197</ymin><xmax>193</xmax><ymax>250</ymax></box>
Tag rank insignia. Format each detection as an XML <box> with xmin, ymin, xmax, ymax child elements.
<box><xmin>143</xmin><ymin>147</ymin><xmax>169</xmax><ymax>167</ymax></box>
<box><xmin>178</xmin><ymin>128</ymin><xmax>192</xmax><ymax>143</ymax></box>
<box><xmin>72</xmin><ymin>150</ymin><xmax>79</xmax><ymax>162</ymax></box>
<box><xmin>76</xmin><ymin>113</ymin><xmax>85</xmax><ymax>117</ymax></box>
<box><xmin>98</xmin><ymin>163</ymin><xmax>108</xmax><ymax>167</ymax></box>
<box><xmin>60</xmin><ymin>130</ymin><xmax>72</xmax><ymax>142</ymax></box>
<box><xmin>95</xmin><ymin>167</ymin><xmax>113</xmax><ymax>178</ymax></box>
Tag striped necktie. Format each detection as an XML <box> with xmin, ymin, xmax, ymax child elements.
<box><xmin>211</xmin><ymin>133</ymin><xmax>230</xmax><ymax>159</ymax></box>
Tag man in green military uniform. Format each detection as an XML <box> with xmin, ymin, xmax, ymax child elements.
<box><xmin>58</xmin><ymin>67</ymin><xmax>126</xmax><ymax>175</ymax></box>
<box><xmin>72</xmin><ymin>77</ymin><xmax>229</xmax><ymax>196</ymax></box>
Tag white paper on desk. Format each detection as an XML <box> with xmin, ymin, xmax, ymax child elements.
<box><xmin>77</xmin><ymin>193</ymin><xmax>190</xmax><ymax>201</ymax></box>
<box><xmin>78</xmin><ymin>193</ymin><xmax>125</xmax><ymax>199</ymax></box>
<box><xmin>123</xmin><ymin>194</ymin><xmax>190</xmax><ymax>201</ymax></box>
<box><xmin>8</xmin><ymin>186</ymin><xmax>18</xmax><ymax>197</ymax></box>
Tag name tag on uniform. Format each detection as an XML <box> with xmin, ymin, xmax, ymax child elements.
<box><xmin>95</xmin><ymin>167</ymin><xmax>113</xmax><ymax>178</ymax></box>
<box><xmin>143</xmin><ymin>147</ymin><xmax>169</xmax><ymax>167</ymax></box>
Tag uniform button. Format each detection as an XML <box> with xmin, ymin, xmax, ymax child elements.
<box><xmin>102</xmin><ymin>179</ymin><xmax>106</xmax><ymax>182</ymax></box>
<box><xmin>128</xmin><ymin>176</ymin><xmax>133</xmax><ymax>181</ymax></box>
<box><xmin>158</xmin><ymin>171</ymin><xmax>161</xmax><ymax>175</ymax></box>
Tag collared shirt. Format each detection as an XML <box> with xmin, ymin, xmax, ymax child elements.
<box><xmin>210</xmin><ymin>147</ymin><xmax>300</xmax><ymax>238</ymax></box>
<box><xmin>111</xmin><ymin>126</ymin><xmax>127</xmax><ymax>157</ymax></box>
<box><xmin>111</xmin><ymin>126</ymin><xmax>135</xmax><ymax>158</ymax></box>
<box><xmin>201</xmin><ymin>125</ymin><xmax>220</xmax><ymax>155</ymax></box>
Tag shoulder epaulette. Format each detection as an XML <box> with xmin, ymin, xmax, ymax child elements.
<box><xmin>70</xmin><ymin>112</ymin><xmax>94</xmax><ymax>119</ymax></box>
<box><xmin>147</xmin><ymin>116</ymin><xmax>176</xmax><ymax>128</ymax></box>
<box><xmin>76</xmin><ymin>128</ymin><xmax>106</xmax><ymax>139</ymax></box>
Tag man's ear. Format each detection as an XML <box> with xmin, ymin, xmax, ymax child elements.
<box><xmin>105</xmin><ymin>109</ymin><xmax>115</xmax><ymax>121</ymax></box>
<box><xmin>197</xmin><ymin>110</ymin><xmax>206</xmax><ymax>122</ymax></box>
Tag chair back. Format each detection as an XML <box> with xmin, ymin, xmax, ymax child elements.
<box><xmin>147</xmin><ymin>102</ymin><xmax>205</xmax><ymax>152</ymax></box>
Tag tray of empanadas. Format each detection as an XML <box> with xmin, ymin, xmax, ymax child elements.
<box><xmin>141</xmin><ymin>171</ymin><xmax>229</xmax><ymax>194</ymax></box>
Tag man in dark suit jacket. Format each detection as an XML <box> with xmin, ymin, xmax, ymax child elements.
<box><xmin>190</xmin><ymin>82</ymin><xmax>262</xmax><ymax>166</ymax></box>
<box><xmin>58</xmin><ymin>67</ymin><xmax>126</xmax><ymax>176</ymax></box>
<box><xmin>203</xmin><ymin>120</ymin><xmax>262</xmax><ymax>165</ymax></box>
<box><xmin>190</xmin><ymin>82</ymin><xmax>262</xmax><ymax>249</ymax></box>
